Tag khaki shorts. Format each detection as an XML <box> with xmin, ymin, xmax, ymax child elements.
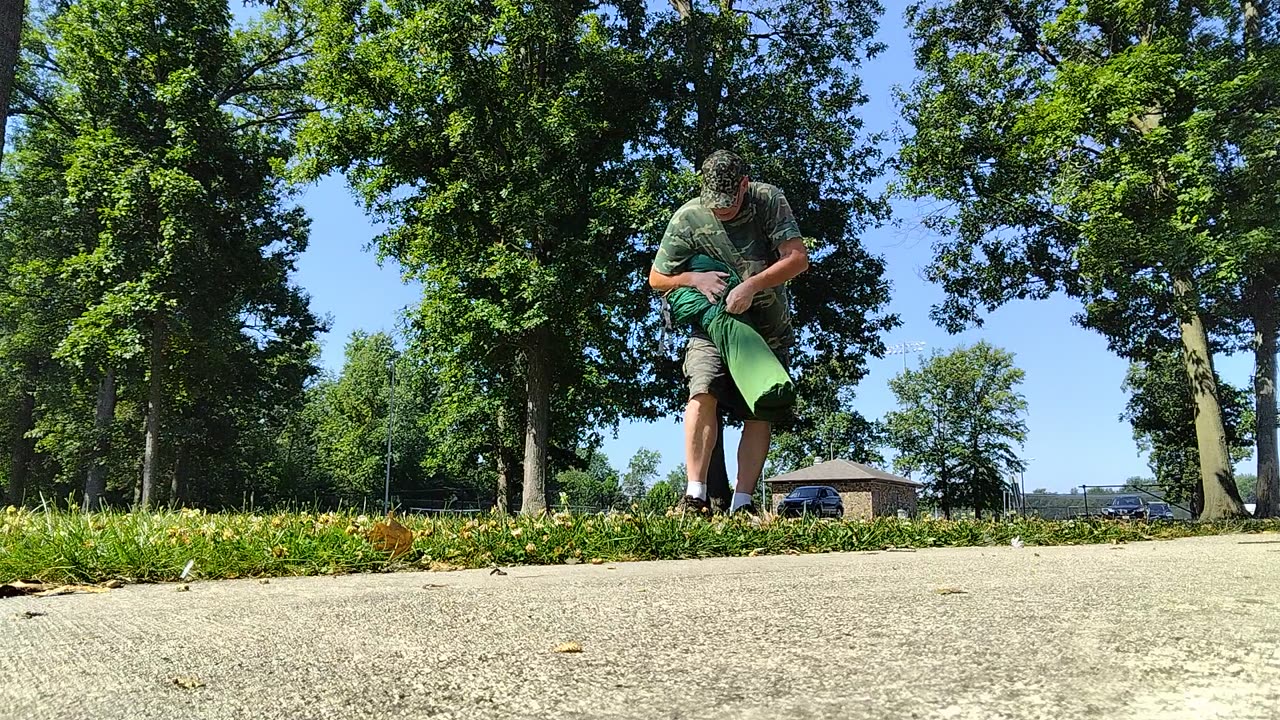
<box><xmin>683</xmin><ymin>335</ymin><xmax>791</xmax><ymax>422</ymax></box>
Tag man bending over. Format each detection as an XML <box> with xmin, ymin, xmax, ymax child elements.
<box><xmin>648</xmin><ymin>150</ymin><xmax>809</xmax><ymax>516</ymax></box>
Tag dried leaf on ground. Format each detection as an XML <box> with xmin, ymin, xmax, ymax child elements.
<box><xmin>1</xmin><ymin>581</ymin><xmax>47</xmax><ymax>598</ymax></box>
<box><xmin>552</xmin><ymin>641</ymin><xmax>583</xmax><ymax>654</ymax></box>
<box><xmin>13</xmin><ymin>610</ymin><xmax>45</xmax><ymax>620</ymax></box>
<box><xmin>490</xmin><ymin>568</ymin><xmax>508</xmax><ymax>576</ymax></box>
<box><xmin>171</xmin><ymin>676</ymin><xmax>204</xmax><ymax>689</ymax></box>
<box><xmin>427</xmin><ymin>561</ymin><xmax>461</xmax><ymax>572</ymax></box>
<box><xmin>33</xmin><ymin>584</ymin><xmax>110</xmax><ymax>598</ymax></box>
<box><xmin>936</xmin><ymin>587</ymin><xmax>968</xmax><ymax>595</ymax></box>
<box><xmin>370</xmin><ymin>514</ymin><xmax>415</xmax><ymax>558</ymax></box>
<box><xmin>176</xmin><ymin>584</ymin><xmax>190</xmax><ymax>593</ymax></box>
<box><xmin>590</xmin><ymin>558</ymin><xmax>605</xmax><ymax>565</ymax></box>
<box><xmin>103</xmin><ymin>579</ymin><xmax>125</xmax><ymax>589</ymax></box>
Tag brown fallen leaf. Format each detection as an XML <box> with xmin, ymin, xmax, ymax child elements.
<box><xmin>104</xmin><ymin>579</ymin><xmax>125</xmax><ymax>589</ymax></box>
<box><xmin>13</xmin><ymin>610</ymin><xmax>45</xmax><ymax>620</ymax></box>
<box><xmin>427</xmin><ymin>561</ymin><xmax>461</xmax><ymax>572</ymax></box>
<box><xmin>935</xmin><ymin>587</ymin><xmax>968</xmax><ymax>595</ymax></box>
<box><xmin>590</xmin><ymin>558</ymin><xmax>605</xmax><ymax>565</ymax></box>
<box><xmin>0</xmin><ymin>581</ymin><xmax>47</xmax><ymax>598</ymax></box>
<box><xmin>369</xmin><ymin>513</ymin><xmax>414</xmax><ymax>559</ymax></box>
<box><xmin>33</xmin><ymin>584</ymin><xmax>110</xmax><ymax>598</ymax></box>
<box><xmin>490</xmin><ymin>568</ymin><xmax>508</xmax><ymax>576</ymax></box>
<box><xmin>606</xmin><ymin>566</ymin><xmax>617</xmax><ymax>571</ymax></box>
<box><xmin>176</xmin><ymin>584</ymin><xmax>190</xmax><ymax>593</ymax></box>
<box><xmin>171</xmin><ymin>676</ymin><xmax>205</xmax><ymax>689</ymax></box>
<box><xmin>552</xmin><ymin>641</ymin><xmax>583</xmax><ymax>654</ymax></box>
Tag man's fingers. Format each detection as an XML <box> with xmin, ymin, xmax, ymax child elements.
<box><xmin>714</xmin><ymin>272</ymin><xmax>728</xmax><ymax>278</ymax></box>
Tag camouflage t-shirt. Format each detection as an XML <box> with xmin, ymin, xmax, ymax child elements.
<box><xmin>653</xmin><ymin>182</ymin><xmax>802</xmax><ymax>350</ymax></box>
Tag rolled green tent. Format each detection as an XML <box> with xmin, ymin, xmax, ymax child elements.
<box><xmin>665</xmin><ymin>255</ymin><xmax>796</xmax><ymax>422</ymax></box>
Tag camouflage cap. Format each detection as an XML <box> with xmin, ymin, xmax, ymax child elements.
<box><xmin>699</xmin><ymin>150</ymin><xmax>748</xmax><ymax>210</ymax></box>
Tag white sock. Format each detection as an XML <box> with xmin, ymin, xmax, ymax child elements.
<box><xmin>686</xmin><ymin>481</ymin><xmax>707</xmax><ymax>500</ymax></box>
<box><xmin>731</xmin><ymin>492</ymin><xmax>754</xmax><ymax>512</ymax></box>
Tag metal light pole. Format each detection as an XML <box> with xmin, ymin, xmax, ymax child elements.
<box><xmin>885</xmin><ymin>341</ymin><xmax>926</xmax><ymax>371</ymax></box>
<box><xmin>383</xmin><ymin>356</ymin><xmax>396</xmax><ymax>515</ymax></box>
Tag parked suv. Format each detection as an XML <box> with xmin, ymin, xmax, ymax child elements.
<box><xmin>776</xmin><ymin>486</ymin><xmax>844</xmax><ymax>518</ymax></box>
<box><xmin>1100</xmin><ymin>494</ymin><xmax>1147</xmax><ymax>519</ymax></box>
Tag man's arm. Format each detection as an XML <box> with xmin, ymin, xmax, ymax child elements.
<box><xmin>649</xmin><ymin>265</ymin><xmax>728</xmax><ymax>304</ymax></box>
<box><xmin>723</xmin><ymin>238</ymin><xmax>808</xmax><ymax>313</ymax></box>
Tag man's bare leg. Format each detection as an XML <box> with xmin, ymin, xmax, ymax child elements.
<box><xmin>732</xmin><ymin>420</ymin><xmax>772</xmax><ymax>513</ymax></box>
<box><xmin>684</xmin><ymin>393</ymin><xmax>718</xmax><ymax>503</ymax></box>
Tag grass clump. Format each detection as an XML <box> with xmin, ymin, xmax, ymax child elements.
<box><xmin>2</xmin><ymin>504</ymin><xmax>1276</xmax><ymax>585</ymax></box>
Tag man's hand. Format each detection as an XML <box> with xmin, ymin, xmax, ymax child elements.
<box><xmin>724</xmin><ymin>280</ymin><xmax>757</xmax><ymax>314</ymax></box>
<box><xmin>689</xmin><ymin>271</ymin><xmax>728</xmax><ymax>304</ymax></box>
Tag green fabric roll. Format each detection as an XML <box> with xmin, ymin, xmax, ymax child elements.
<box><xmin>666</xmin><ymin>255</ymin><xmax>796</xmax><ymax>421</ymax></box>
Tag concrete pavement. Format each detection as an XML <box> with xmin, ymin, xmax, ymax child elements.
<box><xmin>3</xmin><ymin>534</ymin><xmax>1280</xmax><ymax>719</ymax></box>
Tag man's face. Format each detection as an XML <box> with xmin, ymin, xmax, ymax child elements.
<box><xmin>711</xmin><ymin>177</ymin><xmax>749</xmax><ymax>221</ymax></box>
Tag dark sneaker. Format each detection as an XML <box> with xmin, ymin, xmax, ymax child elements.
<box><xmin>676</xmin><ymin>495</ymin><xmax>711</xmax><ymax>516</ymax></box>
<box><xmin>731</xmin><ymin>503</ymin><xmax>759</xmax><ymax>517</ymax></box>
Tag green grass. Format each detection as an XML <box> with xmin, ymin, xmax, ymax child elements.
<box><xmin>2</xmin><ymin>504</ymin><xmax>1277</xmax><ymax>585</ymax></box>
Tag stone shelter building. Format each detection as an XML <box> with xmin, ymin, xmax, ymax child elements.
<box><xmin>766</xmin><ymin>458</ymin><xmax>920</xmax><ymax>519</ymax></box>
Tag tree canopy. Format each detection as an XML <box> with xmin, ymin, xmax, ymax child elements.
<box><xmin>885</xmin><ymin>342</ymin><xmax>1028</xmax><ymax>518</ymax></box>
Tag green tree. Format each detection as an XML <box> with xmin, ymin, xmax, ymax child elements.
<box><xmin>885</xmin><ymin>342</ymin><xmax>1028</xmax><ymax>518</ymax></box>
<box><xmin>1121</xmin><ymin>348</ymin><xmax>1254</xmax><ymax>514</ymax></box>
<box><xmin>621</xmin><ymin>447</ymin><xmax>661</xmax><ymax>502</ymax></box>
<box><xmin>306</xmin><ymin>332</ymin><xmax>445</xmax><ymax>502</ymax></box>
<box><xmin>894</xmin><ymin>0</ymin><xmax>1265</xmax><ymax>519</ymax></box>
<box><xmin>0</xmin><ymin>1</ymin><xmax>320</xmax><ymax>508</ymax></box>
<box><xmin>553</xmin><ymin>449</ymin><xmax>624</xmax><ymax>510</ymax></box>
<box><xmin>637</xmin><ymin>462</ymin><xmax>685</xmax><ymax>513</ymax></box>
<box><xmin>1236</xmin><ymin>474</ymin><xmax>1259</xmax><ymax>505</ymax></box>
<box><xmin>298</xmin><ymin>0</ymin><xmax>664</xmax><ymax>516</ymax></box>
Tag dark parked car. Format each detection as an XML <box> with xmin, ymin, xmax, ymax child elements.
<box><xmin>776</xmin><ymin>486</ymin><xmax>844</xmax><ymax>518</ymax></box>
<box><xmin>1146</xmin><ymin>501</ymin><xmax>1174</xmax><ymax>520</ymax></box>
<box><xmin>1100</xmin><ymin>494</ymin><xmax>1147</xmax><ymax>519</ymax></box>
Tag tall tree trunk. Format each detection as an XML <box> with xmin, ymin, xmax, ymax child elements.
<box><xmin>1253</xmin><ymin>283</ymin><xmax>1279</xmax><ymax>517</ymax></box>
<box><xmin>1174</xmin><ymin>278</ymin><xmax>1245</xmax><ymax>519</ymax></box>
<box><xmin>520</xmin><ymin>329</ymin><xmax>550</xmax><ymax>516</ymax></box>
<box><xmin>7</xmin><ymin>384</ymin><xmax>34</xmax><ymax>505</ymax></box>
<box><xmin>82</xmin><ymin>368</ymin><xmax>116</xmax><ymax>511</ymax></box>
<box><xmin>139</xmin><ymin>318</ymin><xmax>166</xmax><ymax>509</ymax></box>
<box><xmin>706</xmin><ymin>414</ymin><xmax>732</xmax><ymax>513</ymax></box>
<box><xmin>170</xmin><ymin>447</ymin><xmax>186</xmax><ymax>506</ymax></box>
<box><xmin>495</xmin><ymin>409</ymin><xmax>513</xmax><ymax>514</ymax></box>
<box><xmin>0</xmin><ymin>0</ymin><xmax>24</xmax><ymax>170</ymax></box>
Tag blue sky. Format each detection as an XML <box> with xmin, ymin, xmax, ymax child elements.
<box><xmin>283</xmin><ymin>7</ymin><xmax>1257</xmax><ymax>493</ymax></box>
